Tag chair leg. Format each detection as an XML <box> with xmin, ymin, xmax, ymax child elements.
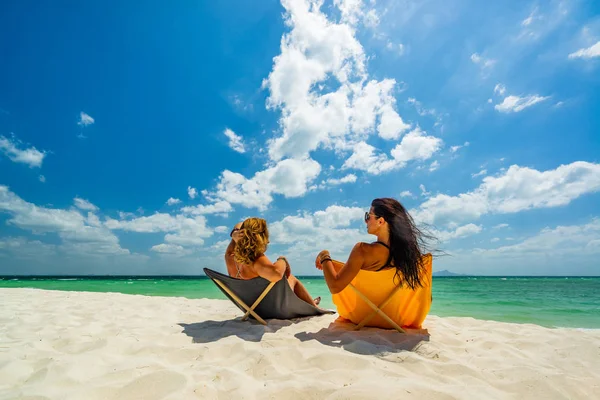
<box><xmin>349</xmin><ymin>284</ymin><xmax>406</xmax><ymax>333</ymax></box>
<box><xmin>213</xmin><ymin>279</ymin><xmax>269</xmax><ymax>325</ymax></box>
<box><xmin>241</xmin><ymin>281</ymin><xmax>276</xmax><ymax>321</ymax></box>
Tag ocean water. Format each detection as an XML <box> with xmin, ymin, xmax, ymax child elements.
<box><xmin>1</xmin><ymin>276</ymin><xmax>598</xmax><ymax>329</ymax></box>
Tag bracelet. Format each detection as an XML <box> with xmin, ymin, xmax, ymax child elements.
<box><xmin>320</xmin><ymin>257</ymin><xmax>332</xmax><ymax>264</ymax></box>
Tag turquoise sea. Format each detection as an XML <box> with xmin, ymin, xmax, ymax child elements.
<box><xmin>1</xmin><ymin>276</ymin><xmax>599</xmax><ymax>329</ymax></box>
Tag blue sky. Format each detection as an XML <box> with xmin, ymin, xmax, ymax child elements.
<box><xmin>1</xmin><ymin>0</ymin><xmax>599</xmax><ymax>276</ymax></box>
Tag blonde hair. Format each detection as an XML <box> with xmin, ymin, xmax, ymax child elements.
<box><xmin>234</xmin><ymin>217</ymin><xmax>269</xmax><ymax>265</ymax></box>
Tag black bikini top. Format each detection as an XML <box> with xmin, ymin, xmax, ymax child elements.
<box><xmin>374</xmin><ymin>241</ymin><xmax>393</xmax><ymax>271</ymax></box>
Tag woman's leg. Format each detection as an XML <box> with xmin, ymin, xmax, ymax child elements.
<box><xmin>287</xmin><ymin>275</ymin><xmax>319</xmax><ymax>306</ymax></box>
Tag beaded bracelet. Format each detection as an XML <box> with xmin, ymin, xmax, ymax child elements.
<box><xmin>320</xmin><ymin>257</ymin><xmax>333</xmax><ymax>264</ymax></box>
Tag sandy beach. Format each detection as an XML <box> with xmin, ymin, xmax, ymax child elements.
<box><xmin>1</xmin><ymin>288</ymin><xmax>599</xmax><ymax>399</ymax></box>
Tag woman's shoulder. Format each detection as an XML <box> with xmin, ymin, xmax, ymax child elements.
<box><xmin>355</xmin><ymin>241</ymin><xmax>386</xmax><ymax>252</ymax></box>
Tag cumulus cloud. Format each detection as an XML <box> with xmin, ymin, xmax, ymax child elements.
<box><xmin>223</xmin><ymin>128</ymin><xmax>246</xmax><ymax>153</ymax></box>
<box><xmin>568</xmin><ymin>41</ymin><xmax>600</xmax><ymax>60</ymax></box>
<box><xmin>150</xmin><ymin>243</ymin><xmax>192</xmax><ymax>256</ymax></box>
<box><xmin>450</xmin><ymin>142</ymin><xmax>470</xmax><ymax>153</ymax></box>
<box><xmin>495</xmin><ymin>94</ymin><xmax>549</xmax><ymax>113</ymax></box>
<box><xmin>77</xmin><ymin>112</ymin><xmax>94</xmax><ymax>126</ymax></box>
<box><xmin>320</xmin><ymin>174</ymin><xmax>357</xmax><ymax>189</ymax></box>
<box><xmin>0</xmin><ymin>186</ymin><xmax>128</xmax><ymax>256</ymax></box>
<box><xmin>471</xmin><ymin>169</ymin><xmax>487</xmax><ymax>178</ymax></box>
<box><xmin>206</xmin><ymin>158</ymin><xmax>321</xmax><ymax>211</ymax></box>
<box><xmin>105</xmin><ymin>212</ymin><xmax>213</xmax><ymax>247</ymax></box>
<box><xmin>262</xmin><ymin>0</ymin><xmax>415</xmax><ymax>162</ymax></box>
<box><xmin>411</xmin><ymin>161</ymin><xmax>600</xmax><ymax>228</ymax></box>
<box><xmin>342</xmin><ymin>128</ymin><xmax>442</xmax><ymax>174</ymax></box>
<box><xmin>470</xmin><ymin>52</ymin><xmax>496</xmax><ymax>71</ymax></box>
<box><xmin>180</xmin><ymin>200</ymin><xmax>233</xmax><ymax>215</ymax></box>
<box><xmin>74</xmin><ymin>197</ymin><xmax>99</xmax><ymax>211</ymax></box>
<box><xmin>0</xmin><ymin>135</ymin><xmax>46</xmax><ymax>168</ymax></box>
<box><xmin>187</xmin><ymin>186</ymin><xmax>198</xmax><ymax>199</ymax></box>
<box><xmin>473</xmin><ymin>219</ymin><xmax>600</xmax><ymax>258</ymax></box>
<box><xmin>166</xmin><ymin>197</ymin><xmax>181</xmax><ymax>206</ymax></box>
<box><xmin>432</xmin><ymin>223</ymin><xmax>483</xmax><ymax>242</ymax></box>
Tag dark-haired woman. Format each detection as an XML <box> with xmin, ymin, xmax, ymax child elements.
<box><xmin>315</xmin><ymin>198</ymin><xmax>433</xmax><ymax>329</ymax></box>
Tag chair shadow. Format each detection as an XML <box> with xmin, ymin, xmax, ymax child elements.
<box><xmin>179</xmin><ymin>317</ymin><xmax>297</xmax><ymax>343</ymax></box>
<box><xmin>294</xmin><ymin>319</ymin><xmax>430</xmax><ymax>356</ymax></box>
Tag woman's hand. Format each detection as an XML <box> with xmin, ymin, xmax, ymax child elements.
<box><xmin>315</xmin><ymin>250</ymin><xmax>330</xmax><ymax>271</ymax></box>
<box><xmin>230</xmin><ymin>222</ymin><xmax>243</xmax><ymax>243</ymax></box>
<box><xmin>277</xmin><ymin>256</ymin><xmax>292</xmax><ymax>278</ymax></box>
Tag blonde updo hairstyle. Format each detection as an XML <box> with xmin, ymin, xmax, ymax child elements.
<box><xmin>233</xmin><ymin>217</ymin><xmax>270</xmax><ymax>266</ymax></box>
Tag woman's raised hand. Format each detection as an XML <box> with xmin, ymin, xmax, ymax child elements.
<box><xmin>315</xmin><ymin>250</ymin><xmax>330</xmax><ymax>271</ymax></box>
<box><xmin>230</xmin><ymin>222</ymin><xmax>243</xmax><ymax>243</ymax></box>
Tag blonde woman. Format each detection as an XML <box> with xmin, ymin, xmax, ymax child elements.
<box><xmin>224</xmin><ymin>217</ymin><xmax>320</xmax><ymax>307</ymax></box>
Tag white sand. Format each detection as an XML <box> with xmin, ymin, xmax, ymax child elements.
<box><xmin>1</xmin><ymin>289</ymin><xmax>599</xmax><ymax>400</ymax></box>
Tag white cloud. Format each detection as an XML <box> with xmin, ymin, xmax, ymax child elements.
<box><xmin>39</xmin><ymin>175</ymin><xmax>46</xmax><ymax>183</ymax></box>
<box><xmin>323</xmin><ymin>174</ymin><xmax>357</xmax><ymax>187</ymax></box>
<box><xmin>180</xmin><ymin>200</ymin><xmax>233</xmax><ymax>215</ymax></box>
<box><xmin>0</xmin><ymin>237</ymin><xmax>57</xmax><ymax>259</ymax></box>
<box><xmin>412</xmin><ymin>161</ymin><xmax>600</xmax><ymax>227</ymax></box>
<box><xmin>568</xmin><ymin>41</ymin><xmax>600</xmax><ymax>60</ymax></box>
<box><xmin>0</xmin><ymin>186</ymin><xmax>128</xmax><ymax>256</ymax></box>
<box><xmin>214</xmin><ymin>226</ymin><xmax>228</xmax><ymax>234</ymax></box>
<box><xmin>470</xmin><ymin>52</ymin><xmax>496</xmax><ymax>69</ymax></box>
<box><xmin>493</xmin><ymin>84</ymin><xmax>506</xmax><ymax>96</ymax></box>
<box><xmin>187</xmin><ymin>186</ymin><xmax>198</xmax><ymax>199</ymax></box>
<box><xmin>363</xmin><ymin>8</ymin><xmax>380</xmax><ymax>28</ymax></box>
<box><xmin>450</xmin><ymin>141</ymin><xmax>470</xmax><ymax>153</ymax></box>
<box><xmin>490</xmin><ymin>237</ymin><xmax>500</xmax><ymax>242</ymax></box>
<box><xmin>471</xmin><ymin>169</ymin><xmax>487</xmax><ymax>178</ymax></box>
<box><xmin>473</xmin><ymin>219</ymin><xmax>600</xmax><ymax>258</ymax></box>
<box><xmin>262</xmin><ymin>0</ymin><xmax>415</xmax><ymax>162</ymax></box>
<box><xmin>166</xmin><ymin>197</ymin><xmax>181</xmax><ymax>206</ymax></box>
<box><xmin>207</xmin><ymin>158</ymin><xmax>321</xmax><ymax>211</ymax></box>
<box><xmin>105</xmin><ymin>212</ymin><xmax>213</xmax><ymax>247</ymax></box>
<box><xmin>223</xmin><ymin>128</ymin><xmax>246</xmax><ymax>153</ymax></box>
<box><xmin>399</xmin><ymin>190</ymin><xmax>413</xmax><ymax>198</ymax></box>
<box><xmin>386</xmin><ymin>41</ymin><xmax>405</xmax><ymax>55</ymax></box>
<box><xmin>74</xmin><ymin>197</ymin><xmax>98</xmax><ymax>212</ymax></box>
<box><xmin>211</xmin><ymin>239</ymin><xmax>232</xmax><ymax>250</ymax></box>
<box><xmin>343</xmin><ymin>128</ymin><xmax>442</xmax><ymax>175</ymax></box>
<box><xmin>493</xmin><ymin>223</ymin><xmax>509</xmax><ymax>230</ymax></box>
<box><xmin>429</xmin><ymin>160</ymin><xmax>439</xmax><ymax>172</ymax></box>
<box><xmin>150</xmin><ymin>243</ymin><xmax>192</xmax><ymax>256</ymax></box>
<box><xmin>0</xmin><ymin>135</ymin><xmax>46</xmax><ymax>168</ymax></box>
<box><xmin>521</xmin><ymin>8</ymin><xmax>539</xmax><ymax>27</ymax></box>
<box><xmin>432</xmin><ymin>223</ymin><xmax>483</xmax><ymax>242</ymax></box>
<box><xmin>419</xmin><ymin>184</ymin><xmax>430</xmax><ymax>197</ymax></box>
<box><xmin>495</xmin><ymin>94</ymin><xmax>549</xmax><ymax>113</ymax></box>
<box><xmin>334</xmin><ymin>0</ymin><xmax>378</xmax><ymax>27</ymax></box>
<box><xmin>77</xmin><ymin>112</ymin><xmax>94</xmax><ymax>126</ymax></box>
<box><xmin>270</xmin><ymin>205</ymin><xmax>369</xmax><ymax>250</ymax></box>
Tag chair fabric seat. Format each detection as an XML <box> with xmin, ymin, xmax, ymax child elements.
<box><xmin>332</xmin><ymin>254</ymin><xmax>432</xmax><ymax>329</ymax></box>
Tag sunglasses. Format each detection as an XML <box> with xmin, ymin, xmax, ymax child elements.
<box><xmin>230</xmin><ymin>228</ymin><xmax>241</xmax><ymax>238</ymax></box>
<box><xmin>364</xmin><ymin>212</ymin><xmax>379</xmax><ymax>222</ymax></box>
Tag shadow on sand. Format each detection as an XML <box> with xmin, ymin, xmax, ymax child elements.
<box><xmin>295</xmin><ymin>319</ymin><xmax>430</xmax><ymax>356</ymax></box>
<box><xmin>179</xmin><ymin>316</ymin><xmax>304</xmax><ymax>343</ymax></box>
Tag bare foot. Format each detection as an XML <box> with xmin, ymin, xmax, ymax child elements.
<box><xmin>313</xmin><ymin>296</ymin><xmax>321</xmax><ymax>306</ymax></box>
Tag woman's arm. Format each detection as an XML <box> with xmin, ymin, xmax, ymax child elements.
<box><xmin>317</xmin><ymin>243</ymin><xmax>365</xmax><ymax>294</ymax></box>
<box><xmin>253</xmin><ymin>256</ymin><xmax>287</xmax><ymax>282</ymax></box>
<box><xmin>224</xmin><ymin>239</ymin><xmax>238</xmax><ymax>277</ymax></box>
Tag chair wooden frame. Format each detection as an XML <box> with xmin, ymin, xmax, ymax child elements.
<box><xmin>213</xmin><ymin>278</ymin><xmax>276</xmax><ymax>325</ymax></box>
<box><xmin>348</xmin><ymin>283</ymin><xmax>406</xmax><ymax>333</ymax></box>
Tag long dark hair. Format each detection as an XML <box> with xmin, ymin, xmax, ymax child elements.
<box><xmin>371</xmin><ymin>198</ymin><xmax>433</xmax><ymax>289</ymax></box>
